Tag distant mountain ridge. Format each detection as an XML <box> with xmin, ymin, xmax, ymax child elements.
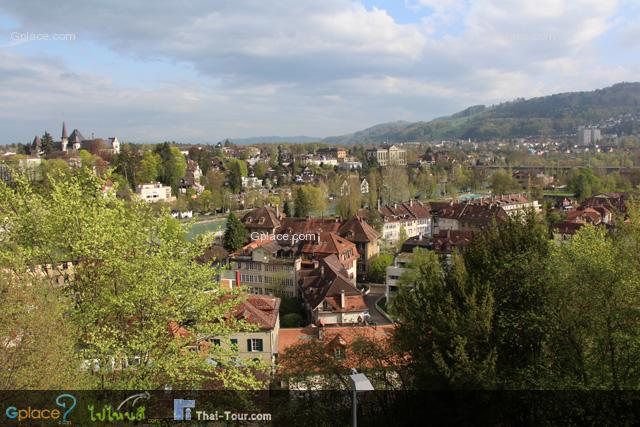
<box><xmin>323</xmin><ymin>82</ymin><xmax>640</xmax><ymax>144</ymax></box>
<box><xmin>230</xmin><ymin>135</ymin><xmax>320</xmax><ymax>144</ymax></box>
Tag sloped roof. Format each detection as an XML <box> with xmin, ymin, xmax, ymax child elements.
<box><xmin>233</xmin><ymin>294</ymin><xmax>281</xmax><ymax>330</ymax></box>
<box><xmin>68</xmin><ymin>129</ymin><xmax>85</xmax><ymax>143</ymax></box>
<box><xmin>277</xmin><ymin>217</ymin><xmax>342</xmax><ymax>235</ymax></box>
<box><xmin>300</xmin><ymin>232</ymin><xmax>359</xmax><ymax>265</ymax></box>
<box><xmin>301</xmin><ymin>254</ymin><xmax>362</xmax><ymax>310</ymax></box>
<box><xmin>338</xmin><ymin>217</ymin><xmax>380</xmax><ymax>243</ymax></box>
<box><xmin>378</xmin><ymin>200</ymin><xmax>430</xmax><ymax>222</ymax></box>
<box><xmin>242</xmin><ymin>206</ymin><xmax>281</xmax><ymax>230</ymax></box>
<box><xmin>436</xmin><ymin>203</ymin><xmax>507</xmax><ymax>226</ymax></box>
<box><xmin>278</xmin><ymin>324</ymin><xmax>398</xmax><ymax>369</ymax></box>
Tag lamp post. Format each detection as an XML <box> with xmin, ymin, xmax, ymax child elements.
<box><xmin>349</xmin><ymin>369</ymin><xmax>374</xmax><ymax>427</ymax></box>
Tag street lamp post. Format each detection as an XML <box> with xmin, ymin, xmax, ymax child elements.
<box><xmin>349</xmin><ymin>369</ymin><xmax>374</xmax><ymax>427</ymax></box>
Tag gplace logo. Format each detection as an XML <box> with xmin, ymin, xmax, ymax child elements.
<box><xmin>5</xmin><ymin>393</ymin><xmax>77</xmax><ymax>422</ymax></box>
<box><xmin>173</xmin><ymin>399</ymin><xmax>195</xmax><ymax>421</ymax></box>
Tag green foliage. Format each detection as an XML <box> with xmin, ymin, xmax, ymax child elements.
<box><xmin>396</xmin><ymin>227</ymin><xmax>408</xmax><ymax>251</ymax></box>
<box><xmin>283</xmin><ymin>200</ymin><xmax>292</xmax><ymax>217</ymax></box>
<box><xmin>489</xmin><ymin>170</ymin><xmax>520</xmax><ymax>195</ymax></box>
<box><xmin>137</xmin><ymin>151</ymin><xmax>162</xmax><ymax>184</ymax></box>
<box><xmin>0</xmin><ymin>169</ymin><xmax>264</xmax><ymax>389</ymax></box>
<box><xmin>463</xmin><ymin>213</ymin><xmax>551</xmax><ymax>386</ymax></box>
<box><xmin>40</xmin><ymin>131</ymin><xmax>54</xmax><ymax>156</ymax></box>
<box><xmin>393</xmin><ymin>249</ymin><xmax>496</xmax><ymax>389</ymax></box>
<box><xmin>301</xmin><ymin>185</ymin><xmax>327</xmax><ymax>216</ymax></box>
<box><xmin>368</xmin><ymin>253</ymin><xmax>393</xmax><ymax>283</ymax></box>
<box><xmin>154</xmin><ymin>142</ymin><xmax>187</xmax><ymax>191</ymax></box>
<box><xmin>367</xmin><ymin>208</ymin><xmax>383</xmax><ymax>233</ymax></box>
<box><xmin>568</xmin><ymin>168</ymin><xmax>603</xmax><ymax>201</ymax></box>
<box><xmin>294</xmin><ymin>187</ymin><xmax>311</xmax><ymax>218</ymax></box>
<box><xmin>223</xmin><ymin>211</ymin><xmax>246</xmax><ymax>252</ymax></box>
<box><xmin>545</xmin><ymin>223</ymin><xmax>640</xmax><ymax>389</ymax></box>
<box><xmin>227</xmin><ymin>159</ymin><xmax>248</xmax><ymax>193</ymax></box>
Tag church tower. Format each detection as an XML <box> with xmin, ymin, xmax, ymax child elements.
<box><xmin>61</xmin><ymin>121</ymin><xmax>69</xmax><ymax>152</ymax></box>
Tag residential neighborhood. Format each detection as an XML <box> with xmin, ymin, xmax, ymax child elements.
<box><xmin>2</xmin><ymin>1</ymin><xmax>640</xmax><ymax>424</ymax></box>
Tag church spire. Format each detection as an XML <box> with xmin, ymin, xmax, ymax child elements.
<box><xmin>61</xmin><ymin>121</ymin><xmax>68</xmax><ymax>140</ymax></box>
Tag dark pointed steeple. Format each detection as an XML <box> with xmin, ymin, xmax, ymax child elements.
<box><xmin>62</xmin><ymin>121</ymin><xmax>68</xmax><ymax>140</ymax></box>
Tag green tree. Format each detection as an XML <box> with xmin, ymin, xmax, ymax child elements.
<box><xmin>40</xmin><ymin>131</ymin><xmax>54</xmax><ymax>156</ymax></box>
<box><xmin>367</xmin><ymin>208</ymin><xmax>383</xmax><ymax>233</ymax></box>
<box><xmin>223</xmin><ymin>212</ymin><xmax>246</xmax><ymax>251</ymax></box>
<box><xmin>113</xmin><ymin>143</ymin><xmax>141</xmax><ymax>189</ymax></box>
<box><xmin>0</xmin><ymin>169</ymin><xmax>263</xmax><ymax>389</ymax></box>
<box><xmin>489</xmin><ymin>170</ymin><xmax>520</xmax><ymax>195</ymax></box>
<box><xmin>368</xmin><ymin>253</ymin><xmax>393</xmax><ymax>283</ymax></box>
<box><xmin>545</xmin><ymin>222</ymin><xmax>640</xmax><ymax>389</ymax></box>
<box><xmin>294</xmin><ymin>187</ymin><xmax>311</xmax><ymax>218</ymax></box>
<box><xmin>137</xmin><ymin>151</ymin><xmax>162</xmax><ymax>184</ymax></box>
<box><xmin>228</xmin><ymin>159</ymin><xmax>248</xmax><ymax>193</ymax></box>
<box><xmin>396</xmin><ymin>226</ymin><xmax>408</xmax><ymax>251</ymax></box>
<box><xmin>302</xmin><ymin>184</ymin><xmax>327</xmax><ymax>216</ymax></box>
<box><xmin>283</xmin><ymin>200</ymin><xmax>292</xmax><ymax>217</ymax></box>
<box><xmin>393</xmin><ymin>249</ymin><xmax>496</xmax><ymax>389</ymax></box>
<box><xmin>155</xmin><ymin>143</ymin><xmax>187</xmax><ymax>191</ymax></box>
<box><xmin>463</xmin><ymin>212</ymin><xmax>551</xmax><ymax>386</ymax></box>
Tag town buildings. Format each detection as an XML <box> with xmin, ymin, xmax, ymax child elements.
<box><xmin>299</xmin><ymin>255</ymin><xmax>367</xmax><ymax>325</ymax></box>
<box><xmin>431</xmin><ymin>202</ymin><xmax>508</xmax><ymax>234</ymax></box>
<box><xmin>366</xmin><ymin>144</ymin><xmax>407</xmax><ymax>166</ymax></box>
<box><xmin>136</xmin><ymin>182</ymin><xmax>175</xmax><ymax>203</ymax></box>
<box><xmin>228</xmin><ymin>240</ymin><xmax>301</xmax><ymax>297</ymax></box>
<box><xmin>378</xmin><ymin>200</ymin><xmax>431</xmax><ymax>243</ymax></box>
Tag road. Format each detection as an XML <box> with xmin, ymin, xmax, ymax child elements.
<box><xmin>363</xmin><ymin>291</ymin><xmax>393</xmax><ymax>325</ymax></box>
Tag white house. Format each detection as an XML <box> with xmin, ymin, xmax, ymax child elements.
<box><xmin>137</xmin><ymin>182</ymin><xmax>175</xmax><ymax>203</ymax></box>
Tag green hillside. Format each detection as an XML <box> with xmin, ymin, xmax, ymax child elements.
<box><xmin>327</xmin><ymin>82</ymin><xmax>640</xmax><ymax>143</ymax></box>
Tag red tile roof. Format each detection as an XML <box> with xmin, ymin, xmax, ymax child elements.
<box><xmin>300</xmin><ymin>232</ymin><xmax>359</xmax><ymax>268</ymax></box>
<box><xmin>300</xmin><ymin>254</ymin><xmax>363</xmax><ymax>311</ymax></box>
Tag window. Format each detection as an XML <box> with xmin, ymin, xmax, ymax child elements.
<box><xmin>247</xmin><ymin>338</ymin><xmax>263</xmax><ymax>352</ymax></box>
<box><xmin>334</xmin><ymin>347</ymin><xmax>345</xmax><ymax>359</ymax></box>
<box><xmin>230</xmin><ymin>339</ymin><xmax>238</xmax><ymax>347</ymax></box>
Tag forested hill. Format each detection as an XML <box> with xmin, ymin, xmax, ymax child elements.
<box><xmin>324</xmin><ymin>82</ymin><xmax>640</xmax><ymax>143</ymax></box>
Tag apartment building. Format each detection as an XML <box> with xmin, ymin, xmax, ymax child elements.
<box><xmin>136</xmin><ymin>182</ymin><xmax>175</xmax><ymax>203</ymax></box>
<box><xmin>378</xmin><ymin>200</ymin><xmax>431</xmax><ymax>243</ymax></box>
<box><xmin>366</xmin><ymin>144</ymin><xmax>407</xmax><ymax>166</ymax></box>
<box><xmin>229</xmin><ymin>240</ymin><xmax>301</xmax><ymax>297</ymax></box>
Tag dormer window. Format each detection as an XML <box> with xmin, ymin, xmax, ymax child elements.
<box><xmin>334</xmin><ymin>347</ymin><xmax>345</xmax><ymax>359</ymax></box>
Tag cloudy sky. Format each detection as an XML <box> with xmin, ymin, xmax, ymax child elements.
<box><xmin>0</xmin><ymin>0</ymin><xmax>638</xmax><ymax>144</ymax></box>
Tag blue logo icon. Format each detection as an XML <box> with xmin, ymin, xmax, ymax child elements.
<box><xmin>174</xmin><ymin>399</ymin><xmax>195</xmax><ymax>421</ymax></box>
<box><xmin>56</xmin><ymin>394</ymin><xmax>77</xmax><ymax>422</ymax></box>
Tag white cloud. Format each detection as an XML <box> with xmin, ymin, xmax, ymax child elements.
<box><xmin>0</xmin><ymin>0</ymin><xmax>636</xmax><ymax>142</ymax></box>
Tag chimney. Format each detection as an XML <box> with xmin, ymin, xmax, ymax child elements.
<box><xmin>276</xmin><ymin>204</ymin><xmax>280</xmax><ymax>218</ymax></box>
<box><xmin>235</xmin><ymin>270</ymin><xmax>240</xmax><ymax>289</ymax></box>
<box><xmin>394</xmin><ymin>203</ymin><xmax>397</xmax><ymax>209</ymax></box>
<box><xmin>318</xmin><ymin>324</ymin><xmax>325</xmax><ymax>340</ymax></box>
<box><xmin>377</xmin><ymin>198</ymin><xmax>381</xmax><ymax>210</ymax></box>
<box><xmin>340</xmin><ymin>289</ymin><xmax>345</xmax><ymax>308</ymax></box>
<box><xmin>409</xmin><ymin>199</ymin><xmax>413</xmax><ymax>207</ymax></box>
<box><xmin>320</xmin><ymin>264</ymin><xmax>325</xmax><ymax>277</ymax></box>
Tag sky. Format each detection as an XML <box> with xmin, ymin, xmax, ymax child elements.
<box><xmin>0</xmin><ymin>0</ymin><xmax>638</xmax><ymax>144</ymax></box>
